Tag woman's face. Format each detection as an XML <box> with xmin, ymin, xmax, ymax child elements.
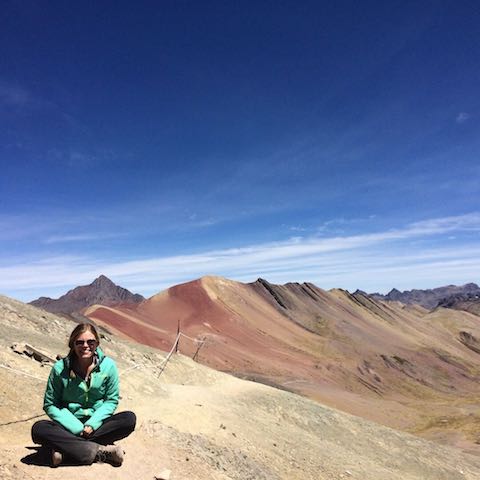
<box><xmin>73</xmin><ymin>331</ymin><xmax>98</xmax><ymax>360</ymax></box>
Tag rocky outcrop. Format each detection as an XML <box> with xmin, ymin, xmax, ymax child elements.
<box><xmin>459</xmin><ymin>331</ymin><xmax>480</xmax><ymax>354</ymax></box>
<box><xmin>438</xmin><ymin>293</ymin><xmax>480</xmax><ymax>316</ymax></box>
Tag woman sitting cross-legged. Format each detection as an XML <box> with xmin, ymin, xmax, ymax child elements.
<box><xmin>31</xmin><ymin>323</ymin><xmax>136</xmax><ymax>467</ymax></box>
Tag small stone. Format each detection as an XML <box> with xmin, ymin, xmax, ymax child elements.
<box><xmin>11</xmin><ymin>343</ymin><xmax>24</xmax><ymax>355</ymax></box>
<box><xmin>154</xmin><ymin>469</ymin><xmax>171</xmax><ymax>480</ymax></box>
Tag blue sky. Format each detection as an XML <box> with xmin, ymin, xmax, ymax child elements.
<box><xmin>1</xmin><ymin>1</ymin><xmax>480</xmax><ymax>301</ymax></box>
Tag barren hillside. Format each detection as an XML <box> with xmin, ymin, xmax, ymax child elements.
<box><xmin>84</xmin><ymin>276</ymin><xmax>480</xmax><ymax>454</ymax></box>
<box><xmin>2</xmin><ymin>294</ymin><xmax>480</xmax><ymax>479</ymax></box>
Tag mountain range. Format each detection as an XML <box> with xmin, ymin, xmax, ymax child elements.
<box><xmin>437</xmin><ymin>292</ymin><xmax>480</xmax><ymax>316</ymax></box>
<box><xmin>370</xmin><ymin>282</ymin><xmax>480</xmax><ymax>309</ymax></box>
<box><xmin>28</xmin><ymin>274</ymin><xmax>480</xmax><ymax>456</ymax></box>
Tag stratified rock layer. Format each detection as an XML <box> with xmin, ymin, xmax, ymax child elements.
<box><xmin>84</xmin><ymin>275</ymin><xmax>480</xmax><ymax>454</ymax></box>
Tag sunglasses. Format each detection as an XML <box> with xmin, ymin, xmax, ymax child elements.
<box><xmin>74</xmin><ymin>339</ymin><xmax>97</xmax><ymax>347</ymax></box>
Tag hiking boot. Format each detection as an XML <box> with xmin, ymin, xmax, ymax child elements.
<box><xmin>51</xmin><ymin>449</ymin><xmax>63</xmax><ymax>467</ymax></box>
<box><xmin>95</xmin><ymin>444</ymin><xmax>124</xmax><ymax>467</ymax></box>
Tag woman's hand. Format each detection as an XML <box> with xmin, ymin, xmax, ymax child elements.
<box><xmin>82</xmin><ymin>425</ymin><xmax>94</xmax><ymax>438</ymax></box>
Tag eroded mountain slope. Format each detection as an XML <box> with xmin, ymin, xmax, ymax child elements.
<box><xmin>85</xmin><ymin>276</ymin><xmax>480</xmax><ymax>453</ymax></box>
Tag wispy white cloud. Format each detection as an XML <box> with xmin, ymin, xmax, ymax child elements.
<box><xmin>44</xmin><ymin>233</ymin><xmax>121</xmax><ymax>244</ymax></box>
<box><xmin>317</xmin><ymin>215</ymin><xmax>378</xmax><ymax>234</ymax></box>
<box><xmin>403</xmin><ymin>212</ymin><xmax>480</xmax><ymax>234</ymax></box>
<box><xmin>1</xmin><ymin>213</ymin><xmax>479</xmax><ymax>301</ymax></box>
<box><xmin>456</xmin><ymin>112</ymin><xmax>471</xmax><ymax>124</ymax></box>
<box><xmin>287</xmin><ymin>225</ymin><xmax>308</xmax><ymax>232</ymax></box>
<box><xmin>186</xmin><ymin>213</ymin><xmax>220</xmax><ymax>228</ymax></box>
<box><xmin>0</xmin><ymin>204</ymin><xmax>223</xmax><ymax>250</ymax></box>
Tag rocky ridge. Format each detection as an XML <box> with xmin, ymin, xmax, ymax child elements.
<box><xmin>29</xmin><ymin>275</ymin><xmax>144</xmax><ymax>315</ymax></box>
<box><xmin>370</xmin><ymin>283</ymin><xmax>480</xmax><ymax>309</ymax></box>
<box><xmin>437</xmin><ymin>293</ymin><xmax>480</xmax><ymax>316</ymax></box>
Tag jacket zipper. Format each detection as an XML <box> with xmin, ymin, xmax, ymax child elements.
<box><xmin>84</xmin><ymin>367</ymin><xmax>98</xmax><ymax>406</ymax></box>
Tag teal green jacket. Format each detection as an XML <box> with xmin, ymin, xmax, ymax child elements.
<box><xmin>43</xmin><ymin>347</ymin><xmax>119</xmax><ymax>435</ymax></box>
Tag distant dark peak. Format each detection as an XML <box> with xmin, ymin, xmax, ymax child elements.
<box><xmin>353</xmin><ymin>289</ymin><xmax>368</xmax><ymax>296</ymax></box>
<box><xmin>388</xmin><ymin>288</ymin><xmax>402</xmax><ymax>295</ymax></box>
<box><xmin>29</xmin><ymin>296</ymin><xmax>54</xmax><ymax>307</ymax></box>
<box><xmin>437</xmin><ymin>290</ymin><xmax>480</xmax><ymax>314</ymax></box>
<box><xmin>91</xmin><ymin>275</ymin><xmax>115</xmax><ymax>286</ymax></box>
<box><xmin>29</xmin><ymin>276</ymin><xmax>145</xmax><ymax>315</ymax></box>
<box><xmin>36</xmin><ymin>296</ymin><xmax>53</xmax><ymax>302</ymax></box>
<box><xmin>370</xmin><ymin>282</ymin><xmax>480</xmax><ymax>310</ymax></box>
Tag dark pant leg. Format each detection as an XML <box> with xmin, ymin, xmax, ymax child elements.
<box><xmin>31</xmin><ymin>420</ymin><xmax>98</xmax><ymax>465</ymax></box>
<box><xmin>89</xmin><ymin>411</ymin><xmax>136</xmax><ymax>445</ymax></box>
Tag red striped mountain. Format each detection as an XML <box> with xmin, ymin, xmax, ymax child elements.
<box><xmin>83</xmin><ymin>275</ymin><xmax>480</xmax><ymax>453</ymax></box>
<box><xmin>29</xmin><ymin>275</ymin><xmax>144</xmax><ymax>315</ymax></box>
